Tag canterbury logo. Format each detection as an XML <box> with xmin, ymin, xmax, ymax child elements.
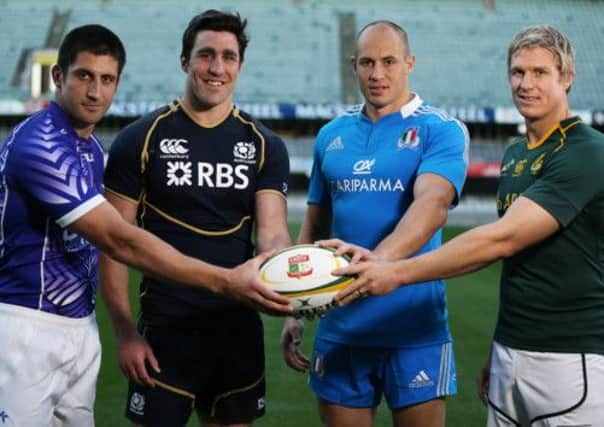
<box><xmin>352</xmin><ymin>159</ymin><xmax>375</xmax><ymax>175</ymax></box>
<box><xmin>159</xmin><ymin>138</ymin><xmax>189</xmax><ymax>155</ymax></box>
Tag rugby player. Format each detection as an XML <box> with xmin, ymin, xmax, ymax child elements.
<box><xmin>332</xmin><ymin>25</ymin><xmax>604</xmax><ymax>426</ymax></box>
<box><xmin>280</xmin><ymin>21</ymin><xmax>468</xmax><ymax>427</ymax></box>
<box><xmin>100</xmin><ymin>10</ymin><xmax>291</xmax><ymax>427</ymax></box>
<box><xmin>0</xmin><ymin>24</ymin><xmax>290</xmax><ymax>427</ymax></box>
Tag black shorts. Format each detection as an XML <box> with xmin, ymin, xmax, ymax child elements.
<box><xmin>125</xmin><ymin>308</ymin><xmax>265</xmax><ymax>426</ymax></box>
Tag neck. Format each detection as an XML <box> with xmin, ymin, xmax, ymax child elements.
<box><xmin>525</xmin><ymin>104</ymin><xmax>570</xmax><ymax>146</ymax></box>
<box><xmin>182</xmin><ymin>93</ymin><xmax>233</xmax><ymax>125</ymax></box>
<box><xmin>364</xmin><ymin>92</ymin><xmax>413</xmax><ymax>122</ymax></box>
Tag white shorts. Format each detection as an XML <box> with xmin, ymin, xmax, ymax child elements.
<box><xmin>487</xmin><ymin>340</ymin><xmax>604</xmax><ymax>427</ymax></box>
<box><xmin>0</xmin><ymin>302</ymin><xmax>100</xmax><ymax>427</ymax></box>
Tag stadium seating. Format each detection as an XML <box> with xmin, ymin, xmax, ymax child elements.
<box><xmin>1</xmin><ymin>0</ymin><xmax>602</xmax><ymax>109</ymax></box>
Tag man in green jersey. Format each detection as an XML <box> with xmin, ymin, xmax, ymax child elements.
<box><xmin>324</xmin><ymin>25</ymin><xmax>604</xmax><ymax>426</ymax></box>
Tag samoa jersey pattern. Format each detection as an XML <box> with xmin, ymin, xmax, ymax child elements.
<box><xmin>104</xmin><ymin>100</ymin><xmax>289</xmax><ymax>315</ymax></box>
<box><xmin>309</xmin><ymin>94</ymin><xmax>469</xmax><ymax>347</ymax></box>
<box><xmin>0</xmin><ymin>102</ymin><xmax>105</xmax><ymax>318</ymax></box>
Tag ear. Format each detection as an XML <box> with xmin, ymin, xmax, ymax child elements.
<box><xmin>51</xmin><ymin>64</ymin><xmax>63</xmax><ymax>88</ymax></box>
<box><xmin>350</xmin><ymin>56</ymin><xmax>357</xmax><ymax>74</ymax></box>
<box><xmin>405</xmin><ymin>54</ymin><xmax>416</xmax><ymax>74</ymax></box>
<box><xmin>180</xmin><ymin>56</ymin><xmax>189</xmax><ymax>73</ymax></box>
<box><xmin>562</xmin><ymin>70</ymin><xmax>574</xmax><ymax>92</ymax></box>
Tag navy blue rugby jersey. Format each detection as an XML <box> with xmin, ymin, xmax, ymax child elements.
<box><xmin>104</xmin><ymin>100</ymin><xmax>289</xmax><ymax>318</ymax></box>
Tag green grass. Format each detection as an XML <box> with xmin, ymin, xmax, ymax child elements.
<box><xmin>94</xmin><ymin>226</ymin><xmax>500</xmax><ymax>426</ymax></box>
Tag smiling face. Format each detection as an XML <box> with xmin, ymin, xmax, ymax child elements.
<box><xmin>509</xmin><ymin>46</ymin><xmax>573</xmax><ymax>127</ymax></box>
<box><xmin>52</xmin><ymin>51</ymin><xmax>120</xmax><ymax>138</ymax></box>
<box><xmin>352</xmin><ymin>23</ymin><xmax>415</xmax><ymax>121</ymax></box>
<box><xmin>181</xmin><ymin>30</ymin><xmax>241</xmax><ymax>118</ymax></box>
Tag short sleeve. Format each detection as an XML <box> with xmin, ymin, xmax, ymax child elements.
<box><xmin>418</xmin><ymin>119</ymin><xmax>469</xmax><ymax>205</ymax></box>
<box><xmin>256</xmin><ymin>133</ymin><xmax>289</xmax><ymax>196</ymax></box>
<box><xmin>307</xmin><ymin>131</ymin><xmax>331</xmax><ymax>208</ymax></box>
<box><xmin>9</xmin><ymin>136</ymin><xmax>104</xmax><ymax>227</ymax></box>
<box><xmin>104</xmin><ymin>122</ymin><xmax>146</xmax><ymax>203</ymax></box>
<box><xmin>524</xmin><ymin>142</ymin><xmax>604</xmax><ymax>227</ymax></box>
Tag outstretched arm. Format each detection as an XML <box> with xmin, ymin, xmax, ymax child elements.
<box><xmin>335</xmin><ymin>195</ymin><xmax>560</xmax><ymax>305</ymax></box>
<box><xmin>71</xmin><ymin>199</ymin><xmax>292</xmax><ymax>313</ymax></box>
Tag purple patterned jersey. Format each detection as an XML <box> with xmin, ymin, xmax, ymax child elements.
<box><xmin>0</xmin><ymin>102</ymin><xmax>105</xmax><ymax>318</ymax></box>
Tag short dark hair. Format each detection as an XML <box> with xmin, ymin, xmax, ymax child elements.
<box><xmin>181</xmin><ymin>9</ymin><xmax>249</xmax><ymax>63</ymax></box>
<box><xmin>57</xmin><ymin>24</ymin><xmax>126</xmax><ymax>75</ymax></box>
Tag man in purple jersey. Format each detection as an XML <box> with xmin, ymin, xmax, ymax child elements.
<box><xmin>0</xmin><ymin>25</ymin><xmax>291</xmax><ymax>427</ymax></box>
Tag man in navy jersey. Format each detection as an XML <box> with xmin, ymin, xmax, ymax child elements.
<box><xmin>280</xmin><ymin>21</ymin><xmax>468</xmax><ymax>427</ymax></box>
<box><xmin>101</xmin><ymin>10</ymin><xmax>292</xmax><ymax>427</ymax></box>
<box><xmin>0</xmin><ymin>24</ymin><xmax>290</xmax><ymax>427</ymax></box>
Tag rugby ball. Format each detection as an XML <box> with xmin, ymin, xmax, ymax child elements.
<box><xmin>259</xmin><ymin>244</ymin><xmax>355</xmax><ymax>318</ymax></box>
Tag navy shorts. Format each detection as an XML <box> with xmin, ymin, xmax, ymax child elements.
<box><xmin>309</xmin><ymin>336</ymin><xmax>457</xmax><ymax>409</ymax></box>
<box><xmin>125</xmin><ymin>308</ymin><xmax>265</xmax><ymax>426</ymax></box>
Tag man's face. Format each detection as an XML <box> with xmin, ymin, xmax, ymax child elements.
<box><xmin>352</xmin><ymin>24</ymin><xmax>415</xmax><ymax>118</ymax></box>
<box><xmin>509</xmin><ymin>46</ymin><xmax>572</xmax><ymax>123</ymax></box>
<box><xmin>52</xmin><ymin>51</ymin><xmax>120</xmax><ymax>137</ymax></box>
<box><xmin>182</xmin><ymin>30</ymin><xmax>242</xmax><ymax>111</ymax></box>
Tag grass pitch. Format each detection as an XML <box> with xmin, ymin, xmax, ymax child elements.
<box><xmin>94</xmin><ymin>226</ymin><xmax>500</xmax><ymax>426</ymax></box>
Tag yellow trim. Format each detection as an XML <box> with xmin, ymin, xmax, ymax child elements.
<box><xmin>210</xmin><ymin>374</ymin><xmax>264</xmax><ymax>417</ymax></box>
<box><xmin>141</xmin><ymin>101</ymin><xmax>180</xmax><ymax>174</ymax></box>
<box><xmin>527</xmin><ymin>118</ymin><xmax>582</xmax><ymax>151</ymax></box>
<box><xmin>104</xmin><ymin>187</ymin><xmax>141</xmax><ymax>205</ymax></box>
<box><xmin>144</xmin><ymin>200</ymin><xmax>251</xmax><ymax>236</ymax></box>
<box><xmin>233</xmin><ymin>108</ymin><xmax>266</xmax><ymax>171</ymax></box>
<box><xmin>152</xmin><ymin>379</ymin><xmax>196</xmax><ymax>401</ymax></box>
<box><xmin>256</xmin><ymin>189</ymin><xmax>287</xmax><ymax>200</ymax></box>
<box><xmin>178</xmin><ymin>98</ymin><xmax>233</xmax><ymax>128</ymax></box>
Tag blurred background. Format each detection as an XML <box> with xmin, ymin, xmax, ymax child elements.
<box><xmin>2</xmin><ymin>1</ymin><xmax>603</xmax><ymax>425</ymax></box>
<box><xmin>2</xmin><ymin>0</ymin><xmax>603</xmax><ymax>226</ymax></box>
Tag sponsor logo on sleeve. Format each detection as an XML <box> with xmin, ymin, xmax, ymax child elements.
<box><xmin>129</xmin><ymin>392</ymin><xmax>145</xmax><ymax>416</ymax></box>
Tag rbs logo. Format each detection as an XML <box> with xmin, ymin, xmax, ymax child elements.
<box><xmin>166</xmin><ymin>162</ymin><xmax>249</xmax><ymax>189</ymax></box>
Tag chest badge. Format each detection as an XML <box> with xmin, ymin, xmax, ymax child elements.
<box><xmin>234</xmin><ymin>141</ymin><xmax>256</xmax><ymax>163</ymax></box>
<box><xmin>512</xmin><ymin>159</ymin><xmax>528</xmax><ymax>177</ymax></box>
<box><xmin>530</xmin><ymin>153</ymin><xmax>546</xmax><ymax>175</ymax></box>
<box><xmin>398</xmin><ymin>127</ymin><xmax>420</xmax><ymax>150</ymax></box>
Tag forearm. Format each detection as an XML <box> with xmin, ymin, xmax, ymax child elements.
<box><xmin>398</xmin><ymin>220</ymin><xmax>510</xmax><ymax>284</ymax></box>
<box><xmin>298</xmin><ymin>204</ymin><xmax>331</xmax><ymax>244</ymax></box>
<box><xmin>101</xmin><ymin>223</ymin><xmax>227</xmax><ymax>293</ymax></box>
<box><xmin>99</xmin><ymin>253</ymin><xmax>137</xmax><ymax>337</ymax></box>
<box><xmin>374</xmin><ymin>194</ymin><xmax>449</xmax><ymax>261</ymax></box>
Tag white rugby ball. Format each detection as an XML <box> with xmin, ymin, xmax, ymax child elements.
<box><xmin>260</xmin><ymin>244</ymin><xmax>355</xmax><ymax>317</ymax></box>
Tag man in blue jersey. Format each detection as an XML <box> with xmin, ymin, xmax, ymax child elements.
<box><xmin>281</xmin><ymin>21</ymin><xmax>468</xmax><ymax>427</ymax></box>
<box><xmin>0</xmin><ymin>24</ymin><xmax>290</xmax><ymax>427</ymax></box>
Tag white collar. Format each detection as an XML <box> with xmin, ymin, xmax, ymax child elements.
<box><xmin>400</xmin><ymin>93</ymin><xmax>423</xmax><ymax>118</ymax></box>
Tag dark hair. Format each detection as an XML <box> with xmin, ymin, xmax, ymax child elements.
<box><xmin>181</xmin><ymin>9</ymin><xmax>249</xmax><ymax>63</ymax></box>
<box><xmin>57</xmin><ymin>24</ymin><xmax>126</xmax><ymax>75</ymax></box>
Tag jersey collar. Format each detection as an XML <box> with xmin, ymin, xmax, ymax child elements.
<box><xmin>47</xmin><ymin>101</ymin><xmax>86</xmax><ymax>142</ymax></box>
<box><xmin>400</xmin><ymin>93</ymin><xmax>423</xmax><ymax>118</ymax></box>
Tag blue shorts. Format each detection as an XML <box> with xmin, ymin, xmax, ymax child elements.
<box><xmin>309</xmin><ymin>337</ymin><xmax>457</xmax><ymax>409</ymax></box>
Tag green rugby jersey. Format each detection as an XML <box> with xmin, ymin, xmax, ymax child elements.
<box><xmin>494</xmin><ymin>117</ymin><xmax>604</xmax><ymax>354</ymax></box>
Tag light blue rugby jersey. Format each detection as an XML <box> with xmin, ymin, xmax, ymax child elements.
<box><xmin>0</xmin><ymin>102</ymin><xmax>105</xmax><ymax>318</ymax></box>
<box><xmin>308</xmin><ymin>94</ymin><xmax>469</xmax><ymax>347</ymax></box>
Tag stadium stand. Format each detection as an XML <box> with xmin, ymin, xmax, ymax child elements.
<box><xmin>1</xmin><ymin>0</ymin><xmax>602</xmax><ymax>109</ymax></box>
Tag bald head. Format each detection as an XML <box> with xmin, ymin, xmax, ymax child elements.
<box><xmin>356</xmin><ymin>20</ymin><xmax>410</xmax><ymax>56</ymax></box>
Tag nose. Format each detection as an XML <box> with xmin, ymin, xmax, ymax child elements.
<box><xmin>369</xmin><ymin>62</ymin><xmax>384</xmax><ymax>80</ymax></box>
<box><xmin>518</xmin><ymin>73</ymin><xmax>535</xmax><ymax>90</ymax></box>
<box><xmin>86</xmin><ymin>78</ymin><xmax>101</xmax><ymax>100</ymax></box>
<box><xmin>208</xmin><ymin>57</ymin><xmax>224</xmax><ymax>75</ymax></box>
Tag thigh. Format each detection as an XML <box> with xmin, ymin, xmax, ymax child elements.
<box><xmin>518</xmin><ymin>351</ymin><xmax>604</xmax><ymax>426</ymax></box>
<box><xmin>487</xmin><ymin>342</ymin><xmax>525</xmax><ymax>427</ymax></box>
<box><xmin>309</xmin><ymin>337</ymin><xmax>382</xmax><ymax>408</ymax></box>
<box><xmin>125</xmin><ymin>325</ymin><xmax>201</xmax><ymax>427</ymax></box>
<box><xmin>54</xmin><ymin>316</ymin><xmax>101</xmax><ymax>427</ymax></box>
<box><xmin>318</xmin><ymin>398</ymin><xmax>375</xmax><ymax>427</ymax></box>
<box><xmin>391</xmin><ymin>398</ymin><xmax>446</xmax><ymax>427</ymax></box>
<box><xmin>384</xmin><ymin>341</ymin><xmax>457</xmax><ymax>411</ymax></box>
<box><xmin>0</xmin><ymin>304</ymin><xmax>76</xmax><ymax>427</ymax></box>
<box><xmin>196</xmin><ymin>310</ymin><xmax>266</xmax><ymax>425</ymax></box>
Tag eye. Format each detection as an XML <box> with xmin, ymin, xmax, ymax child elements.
<box><xmin>101</xmin><ymin>75</ymin><xmax>116</xmax><ymax>85</ymax></box>
<box><xmin>358</xmin><ymin>59</ymin><xmax>372</xmax><ymax>67</ymax></box>
<box><xmin>384</xmin><ymin>58</ymin><xmax>396</xmax><ymax>66</ymax></box>
<box><xmin>76</xmin><ymin>70</ymin><xmax>91</xmax><ymax>80</ymax></box>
